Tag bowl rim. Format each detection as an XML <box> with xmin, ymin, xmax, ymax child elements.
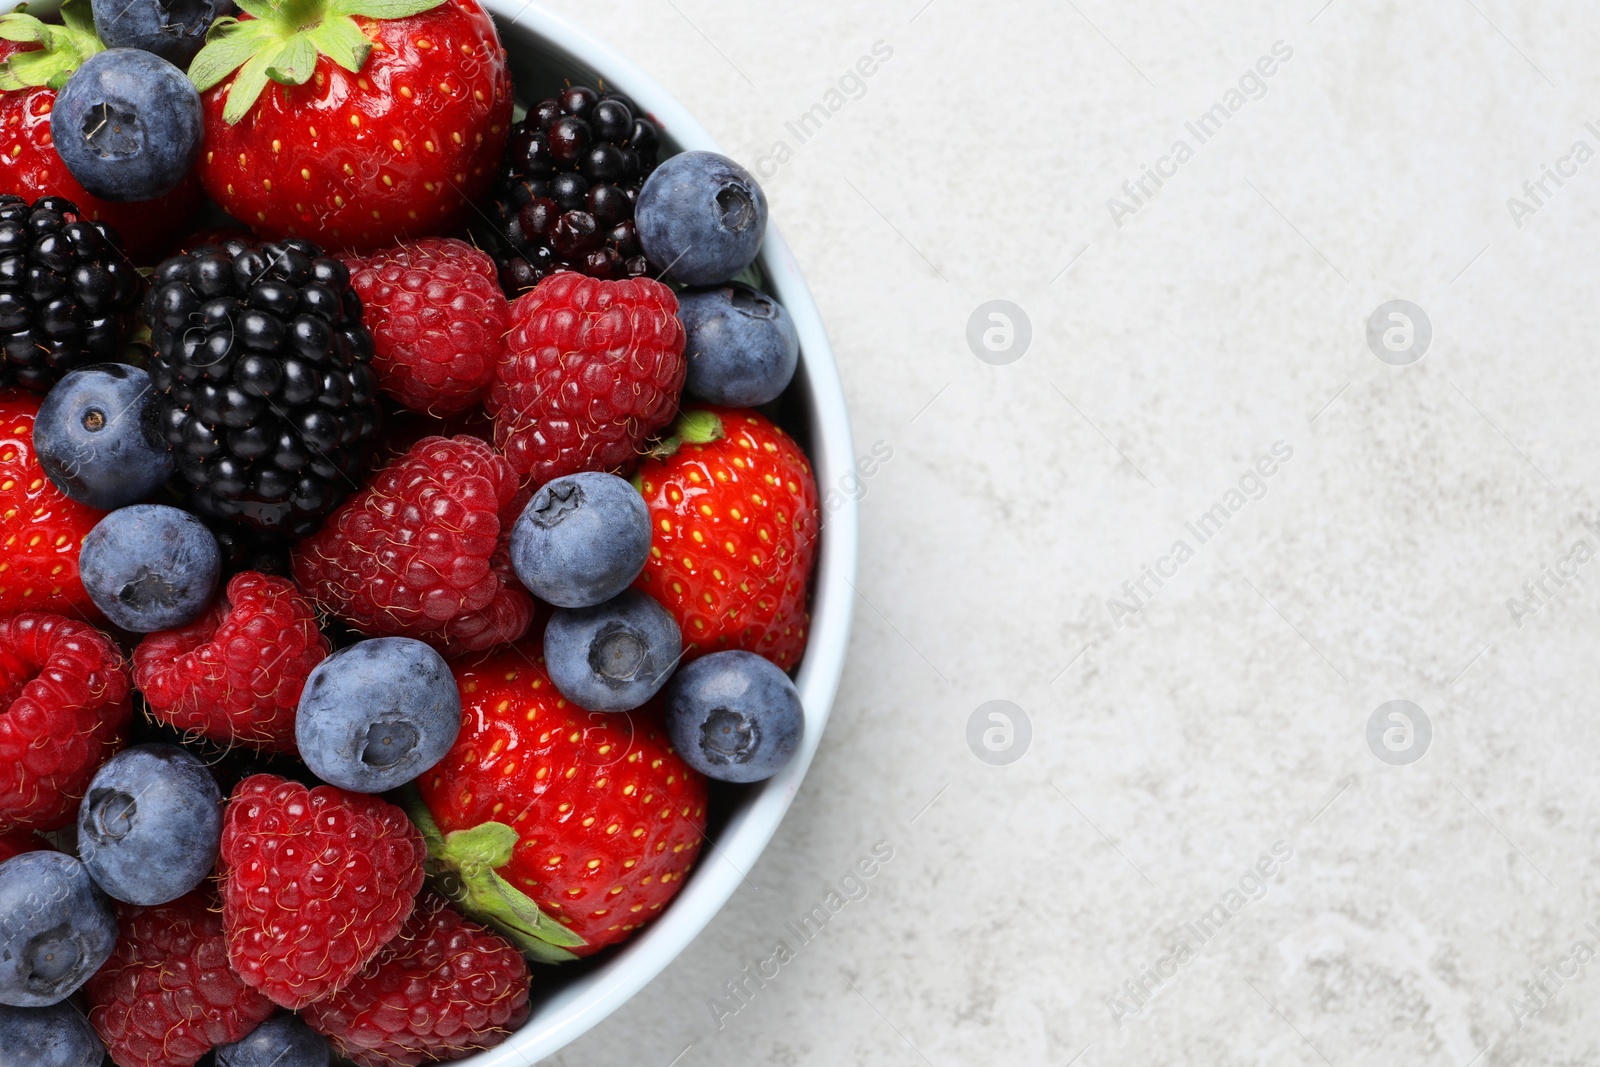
<box><xmin>468</xmin><ymin>2</ymin><xmax>858</xmax><ymax>1062</ymax></box>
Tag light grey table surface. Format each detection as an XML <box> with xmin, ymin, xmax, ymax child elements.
<box><xmin>537</xmin><ymin>2</ymin><xmax>1600</xmax><ymax>1064</ymax></box>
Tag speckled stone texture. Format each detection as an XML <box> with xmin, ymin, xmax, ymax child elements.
<box><xmin>542</xmin><ymin>2</ymin><xmax>1600</xmax><ymax>1065</ymax></box>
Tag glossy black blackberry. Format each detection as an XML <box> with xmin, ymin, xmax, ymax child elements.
<box><xmin>0</xmin><ymin>194</ymin><xmax>141</xmax><ymax>391</ymax></box>
<box><xmin>477</xmin><ymin>85</ymin><xmax>661</xmax><ymax>295</ymax></box>
<box><xmin>146</xmin><ymin>237</ymin><xmax>380</xmax><ymax>539</ymax></box>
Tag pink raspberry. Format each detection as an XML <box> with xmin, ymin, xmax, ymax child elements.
<box><xmin>342</xmin><ymin>238</ymin><xmax>508</xmax><ymax>415</ymax></box>
<box><xmin>291</xmin><ymin>435</ymin><xmax>533</xmax><ymax>656</ymax></box>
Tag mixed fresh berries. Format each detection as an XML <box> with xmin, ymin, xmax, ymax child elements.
<box><xmin>0</xmin><ymin>1</ymin><xmax>820</xmax><ymax>1061</ymax></box>
<box><xmin>481</xmin><ymin>84</ymin><xmax>661</xmax><ymax>294</ymax></box>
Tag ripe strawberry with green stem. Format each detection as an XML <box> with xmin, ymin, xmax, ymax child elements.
<box><xmin>633</xmin><ymin>407</ymin><xmax>821</xmax><ymax>671</ymax></box>
<box><xmin>0</xmin><ymin>1</ymin><xmax>202</xmax><ymax>260</ymax></box>
<box><xmin>189</xmin><ymin>0</ymin><xmax>512</xmax><ymax>249</ymax></box>
<box><xmin>408</xmin><ymin>646</ymin><xmax>707</xmax><ymax>959</ymax></box>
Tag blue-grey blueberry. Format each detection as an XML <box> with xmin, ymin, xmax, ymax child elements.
<box><xmin>77</xmin><ymin>744</ymin><xmax>222</xmax><ymax>905</ymax></box>
<box><xmin>91</xmin><ymin>0</ymin><xmax>234</xmax><ymax>67</ymax></box>
<box><xmin>636</xmin><ymin>151</ymin><xmax>767</xmax><ymax>286</ymax></box>
<box><xmin>0</xmin><ymin>1001</ymin><xmax>105</xmax><ymax>1067</ymax></box>
<box><xmin>679</xmin><ymin>282</ymin><xmax>799</xmax><ymax>406</ymax></box>
<box><xmin>51</xmin><ymin>49</ymin><xmax>202</xmax><ymax>203</ymax></box>
<box><xmin>34</xmin><ymin>364</ymin><xmax>173</xmax><ymax>510</ymax></box>
<box><xmin>544</xmin><ymin>589</ymin><xmax>682</xmax><ymax>713</ymax></box>
<box><xmin>510</xmin><ymin>472</ymin><xmax>651</xmax><ymax>609</ymax></box>
<box><xmin>78</xmin><ymin>504</ymin><xmax>220</xmax><ymax>631</ymax></box>
<box><xmin>295</xmin><ymin>638</ymin><xmax>461</xmax><ymax>793</ymax></box>
<box><xmin>665</xmin><ymin>650</ymin><xmax>803</xmax><ymax>783</ymax></box>
<box><xmin>215</xmin><ymin>1013</ymin><xmax>330</xmax><ymax>1067</ymax></box>
<box><xmin>0</xmin><ymin>852</ymin><xmax>117</xmax><ymax>1007</ymax></box>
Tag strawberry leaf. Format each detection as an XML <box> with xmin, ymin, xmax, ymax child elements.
<box><xmin>328</xmin><ymin>0</ymin><xmax>446</xmax><ymax>17</ymax></box>
<box><xmin>265</xmin><ymin>33</ymin><xmax>315</xmax><ymax>84</ymax></box>
<box><xmin>188</xmin><ymin>18</ymin><xmax>274</xmax><ymax>92</ymax></box>
<box><xmin>57</xmin><ymin>0</ymin><xmax>93</xmax><ymax>36</ymax></box>
<box><xmin>398</xmin><ymin>789</ymin><xmax>589</xmax><ymax>963</ymax></box>
<box><xmin>645</xmin><ymin>409</ymin><xmax>725</xmax><ymax>461</ymax></box>
<box><xmin>221</xmin><ymin>45</ymin><xmax>275</xmax><ymax>124</ymax></box>
<box><xmin>231</xmin><ymin>0</ymin><xmax>281</xmax><ymax>18</ymax></box>
<box><xmin>440</xmin><ymin>822</ymin><xmax>518</xmax><ymax>874</ymax></box>
<box><xmin>304</xmin><ymin>14</ymin><xmax>371</xmax><ymax>73</ymax></box>
<box><xmin>0</xmin><ymin>13</ymin><xmax>48</xmax><ymax>43</ymax></box>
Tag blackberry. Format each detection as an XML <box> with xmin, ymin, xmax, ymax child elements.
<box><xmin>478</xmin><ymin>85</ymin><xmax>661</xmax><ymax>295</ymax></box>
<box><xmin>0</xmin><ymin>194</ymin><xmax>141</xmax><ymax>391</ymax></box>
<box><xmin>146</xmin><ymin>237</ymin><xmax>381</xmax><ymax>539</ymax></box>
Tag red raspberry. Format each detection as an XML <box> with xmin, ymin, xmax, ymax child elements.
<box><xmin>341</xmin><ymin>238</ymin><xmax>508</xmax><ymax>416</ymax></box>
<box><xmin>292</xmin><ymin>436</ymin><xmax>534</xmax><ymax>657</ymax></box>
<box><xmin>86</xmin><ymin>891</ymin><xmax>276</xmax><ymax>1067</ymax></box>
<box><xmin>133</xmin><ymin>572</ymin><xmax>331</xmax><ymax>754</ymax></box>
<box><xmin>0</xmin><ymin>612</ymin><xmax>131</xmax><ymax>831</ymax></box>
<box><xmin>487</xmin><ymin>271</ymin><xmax>686</xmax><ymax>484</ymax></box>
<box><xmin>220</xmin><ymin>774</ymin><xmax>426</xmax><ymax>1010</ymax></box>
<box><xmin>0</xmin><ymin>827</ymin><xmax>41</xmax><ymax>862</ymax></box>
<box><xmin>303</xmin><ymin>897</ymin><xmax>531</xmax><ymax>1067</ymax></box>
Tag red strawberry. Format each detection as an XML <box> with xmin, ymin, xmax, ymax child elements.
<box><xmin>0</xmin><ymin>12</ymin><xmax>202</xmax><ymax>261</ymax></box>
<box><xmin>634</xmin><ymin>408</ymin><xmax>821</xmax><ymax>670</ymax></box>
<box><xmin>0</xmin><ymin>390</ymin><xmax>106</xmax><ymax>618</ymax></box>
<box><xmin>303</xmin><ymin>896</ymin><xmax>530</xmax><ymax>1067</ymax></box>
<box><xmin>133</xmin><ymin>571</ymin><xmax>331</xmax><ymax>753</ymax></box>
<box><xmin>340</xmin><ymin>237</ymin><xmax>506</xmax><ymax>415</ymax></box>
<box><xmin>292</xmin><ymin>435</ymin><xmax>533</xmax><ymax>656</ymax></box>
<box><xmin>190</xmin><ymin>0</ymin><xmax>512</xmax><ymax>250</ymax></box>
<box><xmin>86</xmin><ymin>890</ymin><xmax>276</xmax><ymax>1067</ymax></box>
<box><xmin>488</xmin><ymin>271</ymin><xmax>686</xmax><ymax>484</ymax></box>
<box><xmin>0</xmin><ymin>612</ymin><xmax>130</xmax><ymax>831</ymax></box>
<box><xmin>412</xmin><ymin>646</ymin><xmax>706</xmax><ymax>957</ymax></box>
<box><xmin>220</xmin><ymin>774</ymin><xmax>427</xmax><ymax>1009</ymax></box>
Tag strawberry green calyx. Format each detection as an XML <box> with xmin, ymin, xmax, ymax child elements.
<box><xmin>189</xmin><ymin>0</ymin><xmax>447</xmax><ymax>124</ymax></box>
<box><xmin>401</xmin><ymin>786</ymin><xmax>587</xmax><ymax>964</ymax></box>
<box><xmin>644</xmin><ymin>408</ymin><xmax>725</xmax><ymax>463</ymax></box>
<box><xmin>0</xmin><ymin>0</ymin><xmax>104</xmax><ymax>91</ymax></box>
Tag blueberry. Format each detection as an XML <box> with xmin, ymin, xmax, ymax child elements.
<box><xmin>295</xmin><ymin>638</ymin><xmax>461</xmax><ymax>793</ymax></box>
<box><xmin>215</xmin><ymin>1013</ymin><xmax>329</xmax><ymax>1067</ymax></box>
<box><xmin>635</xmin><ymin>151</ymin><xmax>768</xmax><ymax>286</ymax></box>
<box><xmin>510</xmin><ymin>472</ymin><xmax>651</xmax><ymax>609</ymax></box>
<box><xmin>544</xmin><ymin>590</ymin><xmax>682</xmax><ymax>713</ymax></box>
<box><xmin>0</xmin><ymin>852</ymin><xmax>118</xmax><ymax>1007</ymax></box>
<box><xmin>679</xmin><ymin>283</ymin><xmax>799</xmax><ymax>406</ymax></box>
<box><xmin>34</xmin><ymin>364</ymin><xmax>174</xmax><ymax>510</ymax></box>
<box><xmin>78</xmin><ymin>504</ymin><xmax>221</xmax><ymax>631</ymax></box>
<box><xmin>91</xmin><ymin>0</ymin><xmax>235</xmax><ymax>67</ymax></box>
<box><xmin>51</xmin><ymin>49</ymin><xmax>203</xmax><ymax>203</ymax></box>
<box><xmin>0</xmin><ymin>1002</ymin><xmax>105</xmax><ymax>1067</ymax></box>
<box><xmin>664</xmin><ymin>650</ymin><xmax>803</xmax><ymax>783</ymax></box>
<box><xmin>77</xmin><ymin>744</ymin><xmax>221</xmax><ymax>905</ymax></box>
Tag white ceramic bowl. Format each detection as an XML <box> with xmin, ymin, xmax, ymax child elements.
<box><xmin>466</xmin><ymin>3</ymin><xmax>857</xmax><ymax>1062</ymax></box>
